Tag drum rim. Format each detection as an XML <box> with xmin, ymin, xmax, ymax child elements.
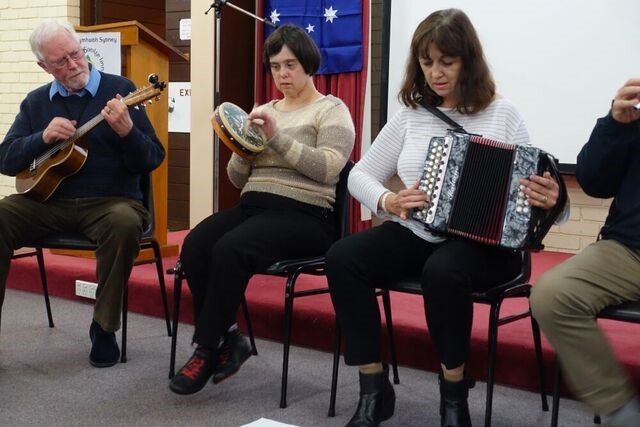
<box><xmin>212</xmin><ymin>113</ymin><xmax>256</xmax><ymax>158</ymax></box>
<box><xmin>216</xmin><ymin>102</ymin><xmax>265</xmax><ymax>154</ymax></box>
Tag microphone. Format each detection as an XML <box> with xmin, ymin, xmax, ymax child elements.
<box><xmin>264</xmin><ymin>19</ymin><xmax>278</xmax><ymax>29</ymax></box>
<box><xmin>204</xmin><ymin>0</ymin><xmax>278</xmax><ymax>28</ymax></box>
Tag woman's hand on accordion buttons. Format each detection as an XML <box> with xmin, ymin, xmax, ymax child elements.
<box><xmin>247</xmin><ymin>107</ymin><xmax>277</xmax><ymax>141</ymax></box>
<box><xmin>519</xmin><ymin>171</ymin><xmax>559</xmax><ymax>210</ymax></box>
<box><xmin>387</xmin><ymin>180</ymin><xmax>430</xmax><ymax>220</ymax></box>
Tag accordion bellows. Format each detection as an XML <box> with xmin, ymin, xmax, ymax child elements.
<box><xmin>413</xmin><ymin>131</ymin><xmax>564</xmax><ymax>250</ymax></box>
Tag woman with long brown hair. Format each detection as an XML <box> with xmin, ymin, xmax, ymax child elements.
<box><xmin>326</xmin><ymin>9</ymin><xmax>564</xmax><ymax>426</ymax></box>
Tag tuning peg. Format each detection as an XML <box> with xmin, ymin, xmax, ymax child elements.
<box><xmin>148</xmin><ymin>74</ymin><xmax>159</xmax><ymax>84</ymax></box>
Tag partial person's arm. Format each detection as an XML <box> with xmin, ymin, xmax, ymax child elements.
<box><xmin>0</xmin><ymin>99</ymin><xmax>50</xmax><ymax>176</ymax></box>
<box><xmin>348</xmin><ymin>110</ymin><xmax>406</xmax><ymax>216</ymax></box>
<box><xmin>112</xmin><ymin>85</ymin><xmax>165</xmax><ymax>173</ymax></box>
<box><xmin>226</xmin><ymin>154</ymin><xmax>253</xmax><ymax>189</ymax></box>
<box><xmin>577</xmin><ymin>78</ymin><xmax>640</xmax><ymax>198</ymax></box>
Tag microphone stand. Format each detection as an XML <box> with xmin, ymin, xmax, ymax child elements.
<box><xmin>204</xmin><ymin>0</ymin><xmax>276</xmax><ymax>212</ymax></box>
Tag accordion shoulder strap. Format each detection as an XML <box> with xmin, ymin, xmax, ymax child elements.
<box><xmin>418</xmin><ymin>98</ymin><xmax>467</xmax><ymax>133</ymax></box>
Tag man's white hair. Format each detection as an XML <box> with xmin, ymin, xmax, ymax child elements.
<box><xmin>29</xmin><ymin>20</ymin><xmax>80</xmax><ymax>61</ymax></box>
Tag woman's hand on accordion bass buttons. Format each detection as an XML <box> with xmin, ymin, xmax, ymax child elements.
<box><xmin>387</xmin><ymin>180</ymin><xmax>430</xmax><ymax>220</ymax></box>
<box><xmin>519</xmin><ymin>171</ymin><xmax>560</xmax><ymax>210</ymax></box>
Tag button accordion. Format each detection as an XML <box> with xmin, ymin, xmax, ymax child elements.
<box><xmin>412</xmin><ymin>131</ymin><xmax>566</xmax><ymax>251</ymax></box>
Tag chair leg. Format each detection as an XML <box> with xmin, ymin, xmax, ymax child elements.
<box><xmin>280</xmin><ymin>273</ymin><xmax>299</xmax><ymax>409</ymax></box>
<box><xmin>35</xmin><ymin>248</ymin><xmax>54</xmax><ymax>328</ymax></box>
<box><xmin>550</xmin><ymin>358</ymin><xmax>561</xmax><ymax>427</ymax></box>
<box><xmin>121</xmin><ymin>284</ymin><xmax>128</xmax><ymax>363</ymax></box>
<box><xmin>484</xmin><ymin>300</ymin><xmax>502</xmax><ymax>427</ymax></box>
<box><xmin>328</xmin><ymin>324</ymin><xmax>341</xmax><ymax>417</ymax></box>
<box><xmin>151</xmin><ymin>240</ymin><xmax>171</xmax><ymax>337</ymax></box>
<box><xmin>530</xmin><ymin>315</ymin><xmax>549</xmax><ymax>411</ymax></box>
<box><xmin>169</xmin><ymin>264</ymin><xmax>183</xmax><ymax>379</ymax></box>
<box><xmin>381</xmin><ymin>289</ymin><xmax>400</xmax><ymax>384</ymax></box>
<box><xmin>241</xmin><ymin>296</ymin><xmax>258</xmax><ymax>356</ymax></box>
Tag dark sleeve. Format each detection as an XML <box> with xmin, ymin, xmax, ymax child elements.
<box><xmin>117</xmin><ymin>80</ymin><xmax>165</xmax><ymax>173</ymax></box>
<box><xmin>576</xmin><ymin>113</ymin><xmax>640</xmax><ymax>198</ymax></box>
<box><xmin>0</xmin><ymin>98</ymin><xmax>49</xmax><ymax>176</ymax></box>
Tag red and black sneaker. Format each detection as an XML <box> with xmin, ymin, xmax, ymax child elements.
<box><xmin>212</xmin><ymin>329</ymin><xmax>252</xmax><ymax>384</ymax></box>
<box><xmin>169</xmin><ymin>346</ymin><xmax>214</xmax><ymax>395</ymax></box>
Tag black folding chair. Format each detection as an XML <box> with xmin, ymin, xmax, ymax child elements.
<box><xmin>168</xmin><ymin>161</ymin><xmax>354</xmax><ymax>408</ymax></box>
<box><xmin>14</xmin><ymin>174</ymin><xmax>171</xmax><ymax>362</ymax></box>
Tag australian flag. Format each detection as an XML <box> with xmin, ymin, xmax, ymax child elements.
<box><xmin>264</xmin><ymin>0</ymin><xmax>362</xmax><ymax>75</ymax></box>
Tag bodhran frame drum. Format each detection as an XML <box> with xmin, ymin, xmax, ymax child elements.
<box><xmin>211</xmin><ymin>102</ymin><xmax>266</xmax><ymax>159</ymax></box>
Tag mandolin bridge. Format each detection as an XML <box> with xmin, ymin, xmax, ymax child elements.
<box><xmin>28</xmin><ymin>159</ymin><xmax>37</xmax><ymax>174</ymax></box>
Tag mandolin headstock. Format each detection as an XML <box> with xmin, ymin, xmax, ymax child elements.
<box><xmin>123</xmin><ymin>74</ymin><xmax>166</xmax><ymax>108</ymax></box>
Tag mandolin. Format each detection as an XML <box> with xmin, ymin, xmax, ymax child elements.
<box><xmin>15</xmin><ymin>74</ymin><xmax>166</xmax><ymax>202</ymax></box>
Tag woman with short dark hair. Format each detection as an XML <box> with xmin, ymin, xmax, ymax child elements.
<box><xmin>169</xmin><ymin>24</ymin><xmax>354</xmax><ymax>396</ymax></box>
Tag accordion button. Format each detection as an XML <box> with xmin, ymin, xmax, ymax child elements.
<box><xmin>523</xmin><ymin>207</ymin><xmax>530</xmax><ymax>214</ymax></box>
<box><xmin>516</xmin><ymin>206</ymin><xmax>523</xmax><ymax>213</ymax></box>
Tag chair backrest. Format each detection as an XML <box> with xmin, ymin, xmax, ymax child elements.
<box><xmin>139</xmin><ymin>173</ymin><xmax>155</xmax><ymax>239</ymax></box>
<box><xmin>333</xmin><ymin>160</ymin><xmax>355</xmax><ymax>240</ymax></box>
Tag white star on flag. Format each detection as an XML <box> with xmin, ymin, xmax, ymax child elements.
<box><xmin>269</xmin><ymin>9</ymin><xmax>281</xmax><ymax>24</ymax></box>
<box><xmin>324</xmin><ymin>6</ymin><xmax>338</xmax><ymax>23</ymax></box>
<box><xmin>305</xmin><ymin>23</ymin><xmax>315</xmax><ymax>33</ymax></box>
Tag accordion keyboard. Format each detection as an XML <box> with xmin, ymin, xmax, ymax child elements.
<box><xmin>412</xmin><ymin>131</ymin><xmax>546</xmax><ymax>248</ymax></box>
<box><xmin>415</xmin><ymin>133</ymin><xmax>453</xmax><ymax>224</ymax></box>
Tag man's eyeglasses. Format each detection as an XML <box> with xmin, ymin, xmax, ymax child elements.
<box><xmin>47</xmin><ymin>47</ymin><xmax>86</xmax><ymax>70</ymax></box>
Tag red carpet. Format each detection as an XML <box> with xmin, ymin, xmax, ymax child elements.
<box><xmin>7</xmin><ymin>231</ymin><xmax>640</xmax><ymax>394</ymax></box>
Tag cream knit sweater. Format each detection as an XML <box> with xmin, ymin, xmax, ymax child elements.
<box><xmin>227</xmin><ymin>95</ymin><xmax>355</xmax><ymax>209</ymax></box>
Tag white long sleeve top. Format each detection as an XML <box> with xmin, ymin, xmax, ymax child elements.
<box><xmin>349</xmin><ymin>98</ymin><xmax>535</xmax><ymax>242</ymax></box>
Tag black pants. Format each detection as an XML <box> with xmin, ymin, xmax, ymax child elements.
<box><xmin>326</xmin><ymin>221</ymin><xmax>520</xmax><ymax>369</ymax></box>
<box><xmin>181</xmin><ymin>192</ymin><xmax>335</xmax><ymax>348</ymax></box>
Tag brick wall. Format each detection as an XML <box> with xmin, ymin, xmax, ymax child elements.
<box><xmin>544</xmin><ymin>175</ymin><xmax>610</xmax><ymax>253</ymax></box>
<box><xmin>0</xmin><ymin>0</ymin><xmax>80</xmax><ymax>196</ymax></box>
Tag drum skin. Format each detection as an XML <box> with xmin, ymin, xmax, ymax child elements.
<box><xmin>211</xmin><ymin>102</ymin><xmax>265</xmax><ymax>159</ymax></box>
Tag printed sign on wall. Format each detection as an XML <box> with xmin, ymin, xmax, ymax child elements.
<box><xmin>78</xmin><ymin>32</ymin><xmax>121</xmax><ymax>75</ymax></box>
<box><xmin>168</xmin><ymin>82</ymin><xmax>191</xmax><ymax>133</ymax></box>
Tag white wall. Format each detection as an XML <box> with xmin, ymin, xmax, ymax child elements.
<box><xmin>386</xmin><ymin>0</ymin><xmax>640</xmax><ymax>165</ymax></box>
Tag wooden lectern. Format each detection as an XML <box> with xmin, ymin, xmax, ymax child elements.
<box><xmin>70</xmin><ymin>21</ymin><xmax>189</xmax><ymax>258</ymax></box>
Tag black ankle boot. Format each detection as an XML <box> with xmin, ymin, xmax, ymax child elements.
<box><xmin>439</xmin><ymin>375</ymin><xmax>475</xmax><ymax>427</ymax></box>
<box><xmin>346</xmin><ymin>363</ymin><xmax>396</xmax><ymax>427</ymax></box>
